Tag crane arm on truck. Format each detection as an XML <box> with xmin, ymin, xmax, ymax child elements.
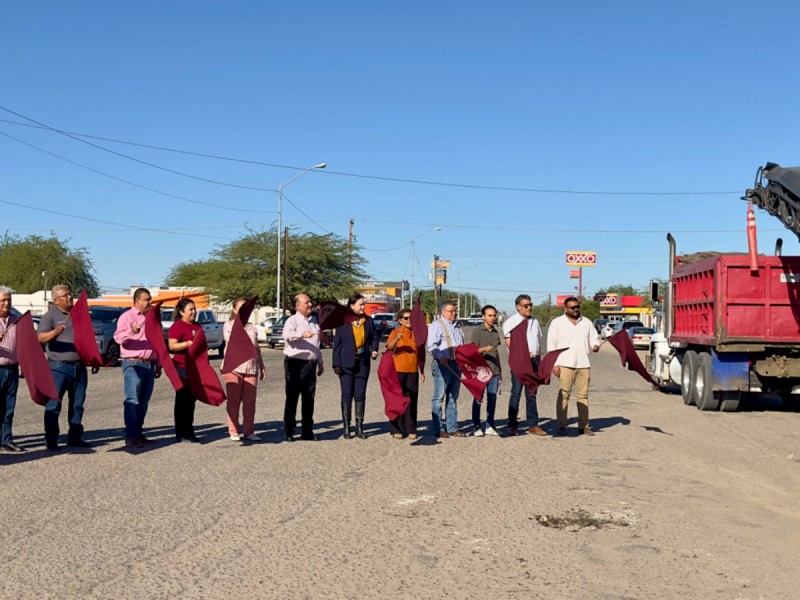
<box><xmin>745</xmin><ymin>163</ymin><xmax>800</xmax><ymax>240</ymax></box>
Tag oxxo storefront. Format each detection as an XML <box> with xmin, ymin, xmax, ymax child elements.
<box><xmin>596</xmin><ymin>294</ymin><xmax>653</xmax><ymax>327</ymax></box>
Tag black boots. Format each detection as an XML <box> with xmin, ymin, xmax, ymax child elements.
<box><xmin>341</xmin><ymin>402</ymin><xmax>352</xmax><ymax>439</ymax></box>
<box><xmin>355</xmin><ymin>401</ymin><xmax>368</xmax><ymax>439</ymax></box>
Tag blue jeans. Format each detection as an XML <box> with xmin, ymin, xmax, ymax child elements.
<box><xmin>431</xmin><ymin>359</ymin><xmax>461</xmax><ymax>435</ymax></box>
<box><xmin>472</xmin><ymin>373</ymin><xmax>499</xmax><ymax>429</ymax></box>
<box><xmin>508</xmin><ymin>360</ymin><xmax>538</xmax><ymax>426</ymax></box>
<box><xmin>44</xmin><ymin>360</ymin><xmax>88</xmax><ymax>445</ymax></box>
<box><xmin>122</xmin><ymin>360</ymin><xmax>156</xmax><ymax>439</ymax></box>
<box><xmin>0</xmin><ymin>366</ymin><xmax>19</xmax><ymax>445</ymax></box>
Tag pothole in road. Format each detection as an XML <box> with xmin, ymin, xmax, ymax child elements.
<box><xmin>532</xmin><ymin>508</ymin><xmax>635</xmax><ymax>531</ymax></box>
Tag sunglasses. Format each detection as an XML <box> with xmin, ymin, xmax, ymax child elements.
<box><xmin>566</xmin><ymin>305</ymin><xmax>581</xmax><ymax>310</ymax></box>
<box><xmin>399</xmin><ymin>316</ymin><xmax>410</xmax><ymax>320</ymax></box>
<box><xmin>519</xmin><ymin>303</ymin><xmax>533</xmax><ymax>308</ymax></box>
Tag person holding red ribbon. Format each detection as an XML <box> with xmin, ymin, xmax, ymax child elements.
<box><xmin>385</xmin><ymin>308</ymin><xmax>425</xmax><ymax>440</ymax></box>
<box><xmin>168</xmin><ymin>299</ymin><xmax>204</xmax><ymax>443</ymax></box>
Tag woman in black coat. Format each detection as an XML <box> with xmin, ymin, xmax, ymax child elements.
<box><xmin>332</xmin><ymin>294</ymin><xmax>379</xmax><ymax>439</ymax></box>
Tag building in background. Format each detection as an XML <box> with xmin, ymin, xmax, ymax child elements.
<box><xmin>356</xmin><ymin>280</ymin><xmax>404</xmax><ymax>315</ymax></box>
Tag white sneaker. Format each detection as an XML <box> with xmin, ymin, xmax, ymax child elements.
<box><xmin>243</xmin><ymin>434</ymin><xmax>261</xmax><ymax>441</ymax></box>
<box><xmin>484</xmin><ymin>425</ymin><xmax>500</xmax><ymax>436</ymax></box>
<box><xmin>473</xmin><ymin>427</ymin><xmax>485</xmax><ymax>437</ymax></box>
<box><xmin>230</xmin><ymin>433</ymin><xmax>241</xmax><ymax>442</ymax></box>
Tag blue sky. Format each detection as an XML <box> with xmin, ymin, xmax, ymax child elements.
<box><xmin>3</xmin><ymin>1</ymin><xmax>800</xmax><ymax>312</ymax></box>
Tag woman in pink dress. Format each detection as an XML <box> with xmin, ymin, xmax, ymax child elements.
<box><xmin>222</xmin><ymin>298</ymin><xmax>266</xmax><ymax>442</ymax></box>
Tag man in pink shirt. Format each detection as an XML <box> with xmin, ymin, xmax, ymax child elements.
<box><xmin>0</xmin><ymin>287</ymin><xmax>24</xmax><ymax>453</ymax></box>
<box><xmin>113</xmin><ymin>288</ymin><xmax>162</xmax><ymax>448</ymax></box>
<box><xmin>282</xmin><ymin>293</ymin><xmax>324</xmax><ymax>441</ymax></box>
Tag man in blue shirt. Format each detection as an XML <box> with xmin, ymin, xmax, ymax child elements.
<box><xmin>427</xmin><ymin>301</ymin><xmax>465</xmax><ymax>438</ymax></box>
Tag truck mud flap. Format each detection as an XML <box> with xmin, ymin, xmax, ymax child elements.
<box><xmin>711</xmin><ymin>351</ymin><xmax>749</xmax><ymax>392</ymax></box>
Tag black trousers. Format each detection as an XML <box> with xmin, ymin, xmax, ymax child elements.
<box><xmin>174</xmin><ymin>384</ymin><xmax>196</xmax><ymax>439</ymax></box>
<box><xmin>284</xmin><ymin>358</ymin><xmax>317</xmax><ymax>435</ymax></box>
<box><xmin>389</xmin><ymin>371</ymin><xmax>418</xmax><ymax>436</ymax></box>
<box><xmin>339</xmin><ymin>360</ymin><xmax>370</xmax><ymax>420</ymax></box>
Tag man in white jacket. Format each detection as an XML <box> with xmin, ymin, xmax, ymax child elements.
<box><xmin>547</xmin><ymin>296</ymin><xmax>600</xmax><ymax>436</ymax></box>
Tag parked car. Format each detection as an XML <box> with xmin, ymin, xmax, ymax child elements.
<box><xmin>593</xmin><ymin>318</ymin><xmax>609</xmax><ymax>334</ymax></box>
<box><xmin>161</xmin><ymin>308</ymin><xmax>226</xmax><ymax>356</ymax></box>
<box><xmin>610</xmin><ymin>320</ymin><xmax>644</xmax><ymax>338</ymax></box>
<box><xmin>601</xmin><ymin>322</ymin><xmax>616</xmax><ymax>339</ymax></box>
<box><xmin>371</xmin><ymin>313</ymin><xmax>397</xmax><ymax>339</ymax></box>
<box><xmin>9</xmin><ymin>307</ymin><xmax>39</xmax><ymax>328</ymax></box>
<box><xmin>266</xmin><ymin>315</ymin><xmax>291</xmax><ymax>349</ymax></box>
<box><xmin>630</xmin><ymin>326</ymin><xmax>655</xmax><ymax>349</ymax></box>
<box><xmin>257</xmin><ymin>317</ymin><xmax>278</xmax><ymax>344</ymax></box>
<box><xmin>89</xmin><ymin>306</ymin><xmax>127</xmax><ymax>367</ymax></box>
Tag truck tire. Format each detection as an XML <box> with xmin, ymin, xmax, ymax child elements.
<box><xmin>681</xmin><ymin>351</ymin><xmax>698</xmax><ymax>406</ymax></box>
<box><xmin>779</xmin><ymin>392</ymin><xmax>800</xmax><ymax>412</ymax></box>
<box><xmin>218</xmin><ymin>341</ymin><xmax>225</xmax><ymax>358</ymax></box>
<box><xmin>105</xmin><ymin>341</ymin><xmax>120</xmax><ymax>368</ymax></box>
<box><xmin>719</xmin><ymin>390</ymin><xmax>742</xmax><ymax>412</ymax></box>
<box><xmin>694</xmin><ymin>352</ymin><xmax>720</xmax><ymax>411</ymax></box>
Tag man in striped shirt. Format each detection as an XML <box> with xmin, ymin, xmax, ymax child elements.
<box><xmin>0</xmin><ymin>287</ymin><xmax>24</xmax><ymax>453</ymax></box>
<box><xmin>427</xmin><ymin>301</ymin><xmax>465</xmax><ymax>438</ymax></box>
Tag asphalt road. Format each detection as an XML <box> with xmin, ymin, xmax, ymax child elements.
<box><xmin>2</xmin><ymin>338</ymin><xmax>799</xmax><ymax>599</ymax></box>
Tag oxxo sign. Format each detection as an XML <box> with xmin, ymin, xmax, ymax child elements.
<box><xmin>565</xmin><ymin>251</ymin><xmax>597</xmax><ymax>267</ymax></box>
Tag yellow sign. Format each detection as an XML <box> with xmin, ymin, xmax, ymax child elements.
<box><xmin>431</xmin><ymin>260</ymin><xmax>450</xmax><ymax>268</ymax></box>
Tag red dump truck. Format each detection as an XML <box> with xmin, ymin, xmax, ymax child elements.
<box><xmin>649</xmin><ymin>234</ymin><xmax>800</xmax><ymax>411</ymax></box>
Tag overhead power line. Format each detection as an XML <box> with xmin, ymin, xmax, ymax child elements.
<box><xmin>0</xmin><ymin>198</ymin><xmax>229</xmax><ymax>240</ymax></box>
<box><xmin>0</xmin><ymin>106</ymin><xmax>276</xmax><ymax>193</ymax></box>
<box><xmin>0</xmin><ymin>130</ymin><xmax>276</xmax><ymax>215</ymax></box>
<box><xmin>0</xmin><ymin>111</ymin><xmax>740</xmax><ymax>196</ymax></box>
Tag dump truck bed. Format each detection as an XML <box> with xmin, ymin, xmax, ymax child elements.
<box><xmin>671</xmin><ymin>254</ymin><xmax>800</xmax><ymax>347</ymax></box>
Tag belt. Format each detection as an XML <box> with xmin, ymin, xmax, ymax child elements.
<box><xmin>0</xmin><ymin>363</ymin><xmax>18</xmax><ymax>369</ymax></box>
<box><xmin>48</xmin><ymin>359</ymin><xmax>82</xmax><ymax>366</ymax></box>
<box><xmin>123</xmin><ymin>358</ymin><xmax>156</xmax><ymax>364</ymax></box>
<box><xmin>285</xmin><ymin>356</ymin><xmax>317</xmax><ymax>364</ymax></box>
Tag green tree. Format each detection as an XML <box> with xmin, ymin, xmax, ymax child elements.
<box><xmin>404</xmin><ymin>288</ymin><xmax>482</xmax><ymax>317</ymax></box>
<box><xmin>595</xmin><ymin>283</ymin><xmax>643</xmax><ymax>296</ymax></box>
<box><xmin>532</xmin><ymin>298</ymin><xmax>601</xmax><ymax>326</ymax></box>
<box><xmin>0</xmin><ymin>233</ymin><xmax>99</xmax><ymax>296</ymax></box>
<box><xmin>165</xmin><ymin>228</ymin><xmax>366</xmax><ymax>308</ymax></box>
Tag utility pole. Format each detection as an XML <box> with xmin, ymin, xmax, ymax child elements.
<box><xmin>433</xmin><ymin>255</ymin><xmax>439</xmax><ymax>310</ymax></box>
<box><xmin>348</xmin><ymin>218</ymin><xmax>355</xmax><ymax>276</ymax></box>
<box><xmin>42</xmin><ymin>270</ymin><xmax>48</xmax><ymax>310</ymax></box>
<box><xmin>282</xmin><ymin>227</ymin><xmax>289</xmax><ymax>314</ymax></box>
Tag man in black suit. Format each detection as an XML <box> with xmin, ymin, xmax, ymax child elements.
<box><xmin>332</xmin><ymin>294</ymin><xmax>379</xmax><ymax>439</ymax></box>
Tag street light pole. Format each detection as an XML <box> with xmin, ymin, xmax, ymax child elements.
<box><xmin>408</xmin><ymin>227</ymin><xmax>441</xmax><ymax>308</ymax></box>
<box><xmin>42</xmin><ymin>270</ymin><xmax>47</xmax><ymax>310</ymax></box>
<box><xmin>276</xmin><ymin>163</ymin><xmax>326</xmax><ymax>316</ymax></box>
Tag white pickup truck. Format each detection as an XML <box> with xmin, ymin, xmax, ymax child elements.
<box><xmin>161</xmin><ymin>309</ymin><xmax>225</xmax><ymax>357</ymax></box>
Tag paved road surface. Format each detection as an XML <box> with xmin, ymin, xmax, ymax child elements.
<box><xmin>2</xmin><ymin>341</ymin><xmax>798</xmax><ymax>599</ymax></box>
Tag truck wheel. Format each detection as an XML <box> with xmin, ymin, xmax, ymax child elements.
<box><xmin>218</xmin><ymin>341</ymin><xmax>225</xmax><ymax>358</ymax></box>
<box><xmin>681</xmin><ymin>351</ymin><xmax>698</xmax><ymax>406</ymax></box>
<box><xmin>106</xmin><ymin>341</ymin><xmax>120</xmax><ymax>367</ymax></box>
<box><xmin>694</xmin><ymin>353</ymin><xmax>720</xmax><ymax>411</ymax></box>
<box><xmin>779</xmin><ymin>392</ymin><xmax>800</xmax><ymax>412</ymax></box>
<box><xmin>719</xmin><ymin>390</ymin><xmax>742</xmax><ymax>412</ymax></box>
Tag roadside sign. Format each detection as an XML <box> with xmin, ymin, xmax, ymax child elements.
<box><xmin>598</xmin><ymin>294</ymin><xmax>620</xmax><ymax>307</ymax></box>
<box><xmin>569</xmin><ymin>269</ymin><xmax>580</xmax><ymax>278</ymax></box>
<box><xmin>565</xmin><ymin>251</ymin><xmax>596</xmax><ymax>267</ymax></box>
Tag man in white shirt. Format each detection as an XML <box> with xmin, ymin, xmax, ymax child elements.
<box><xmin>282</xmin><ymin>294</ymin><xmax>324</xmax><ymax>441</ymax></box>
<box><xmin>503</xmin><ymin>294</ymin><xmax>545</xmax><ymax>436</ymax></box>
<box><xmin>547</xmin><ymin>296</ymin><xmax>600</xmax><ymax>436</ymax></box>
